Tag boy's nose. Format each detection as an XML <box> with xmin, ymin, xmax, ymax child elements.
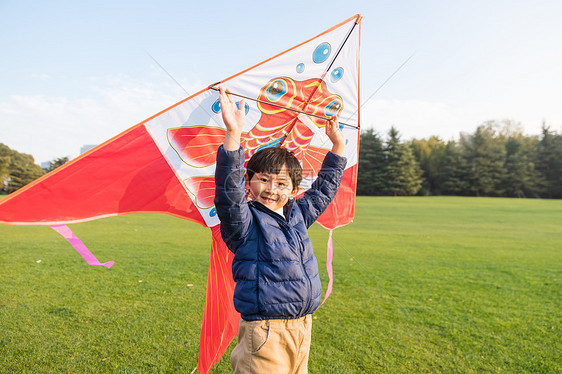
<box><xmin>265</xmin><ymin>180</ymin><xmax>276</xmax><ymax>192</ymax></box>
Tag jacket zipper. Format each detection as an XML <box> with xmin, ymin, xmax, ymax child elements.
<box><xmin>252</xmin><ymin>201</ymin><xmax>313</xmax><ymax>317</ymax></box>
<box><xmin>281</xmin><ymin>218</ymin><xmax>312</xmax><ymax>317</ymax></box>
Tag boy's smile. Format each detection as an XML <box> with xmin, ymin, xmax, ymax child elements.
<box><xmin>246</xmin><ymin>165</ymin><xmax>296</xmax><ymax>212</ymax></box>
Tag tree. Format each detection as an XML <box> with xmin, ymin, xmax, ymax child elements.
<box><xmin>500</xmin><ymin>134</ymin><xmax>543</xmax><ymax>198</ymax></box>
<box><xmin>410</xmin><ymin>136</ymin><xmax>447</xmax><ymax>195</ymax></box>
<box><xmin>357</xmin><ymin>121</ymin><xmax>561</xmax><ymax>198</ymax></box>
<box><xmin>439</xmin><ymin>140</ymin><xmax>472</xmax><ymax>195</ymax></box>
<box><xmin>0</xmin><ymin>143</ymin><xmax>45</xmax><ymax>194</ymax></box>
<box><xmin>45</xmin><ymin>156</ymin><xmax>69</xmax><ymax>172</ymax></box>
<box><xmin>384</xmin><ymin>127</ymin><xmax>423</xmax><ymax>196</ymax></box>
<box><xmin>0</xmin><ymin>155</ymin><xmax>10</xmax><ymax>190</ymax></box>
<box><xmin>536</xmin><ymin>123</ymin><xmax>562</xmax><ymax>198</ymax></box>
<box><xmin>461</xmin><ymin>123</ymin><xmax>506</xmax><ymax>196</ymax></box>
<box><xmin>357</xmin><ymin>129</ymin><xmax>387</xmax><ymax>195</ymax></box>
<box><xmin>0</xmin><ymin>144</ymin><xmax>13</xmax><ymax>192</ymax></box>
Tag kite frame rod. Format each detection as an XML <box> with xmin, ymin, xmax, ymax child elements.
<box><xmin>208</xmin><ymin>85</ymin><xmax>358</xmax><ymax>130</ymax></box>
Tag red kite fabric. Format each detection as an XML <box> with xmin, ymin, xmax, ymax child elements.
<box><xmin>0</xmin><ymin>14</ymin><xmax>361</xmax><ymax>373</ymax></box>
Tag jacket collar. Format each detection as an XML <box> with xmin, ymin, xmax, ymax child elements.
<box><xmin>249</xmin><ymin>199</ymin><xmax>294</xmax><ymax>222</ymax></box>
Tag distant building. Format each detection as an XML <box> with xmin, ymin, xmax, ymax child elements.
<box><xmin>80</xmin><ymin>144</ymin><xmax>97</xmax><ymax>154</ymax></box>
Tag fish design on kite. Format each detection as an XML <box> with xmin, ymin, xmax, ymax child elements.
<box><xmin>168</xmin><ymin>76</ymin><xmax>343</xmax><ymax>209</ymax></box>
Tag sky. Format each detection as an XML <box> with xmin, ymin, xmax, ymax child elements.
<box><xmin>1</xmin><ymin>0</ymin><xmax>561</xmax><ymax>164</ymax></box>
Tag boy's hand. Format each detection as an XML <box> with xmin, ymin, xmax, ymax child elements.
<box><xmin>326</xmin><ymin>116</ymin><xmax>345</xmax><ymax>156</ymax></box>
<box><xmin>219</xmin><ymin>86</ymin><xmax>246</xmax><ymax>151</ymax></box>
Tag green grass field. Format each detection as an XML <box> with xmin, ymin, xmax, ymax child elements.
<box><xmin>1</xmin><ymin>196</ymin><xmax>560</xmax><ymax>373</ymax></box>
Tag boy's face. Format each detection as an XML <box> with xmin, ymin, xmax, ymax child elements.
<box><xmin>246</xmin><ymin>165</ymin><xmax>297</xmax><ymax>212</ymax></box>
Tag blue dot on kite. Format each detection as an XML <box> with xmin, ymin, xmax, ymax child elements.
<box><xmin>212</xmin><ymin>99</ymin><xmax>221</xmax><ymax>113</ymax></box>
<box><xmin>296</xmin><ymin>63</ymin><xmax>305</xmax><ymax>73</ymax></box>
<box><xmin>331</xmin><ymin>67</ymin><xmax>344</xmax><ymax>82</ymax></box>
<box><xmin>212</xmin><ymin>99</ymin><xmax>248</xmax><ymax>115</ymax></box>
<box><xmin>210</xmin><ymin>207</ymin><xmax>217</xmax><ymax>217</ymax></box>
<box><xmin>313</xmin><ymin>43</ymin><xmax>331</xmax><ymax>63</ymax></box>
<box><xmin>236</xmin><ymin>101</ymin><xmax>250</xmax><ymax>115</ymax></box>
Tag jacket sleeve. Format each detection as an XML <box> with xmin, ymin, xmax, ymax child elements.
<box><xmin>214</xmin><ymin>145</ymin><xmax>252</xmax><ymax>250</ymax></box>
<box><xmin>296</xmin><ymin>151</ymin><xmax>347</xmax><ymax>228</ymax></box>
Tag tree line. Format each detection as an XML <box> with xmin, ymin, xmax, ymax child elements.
<box><xmin>358</xmin><ymin>120</ymin><xmax>562</xmax><ymax>198</ymax></box>
<box><xmin>2</xmin><ymin>120</ymin><xmax>561</xmax><ymax>199</ymax></box>
<box><xmin>0</xmin><ymin>143</ymin><xmax>67</xmax><ymax>194</ymax></box>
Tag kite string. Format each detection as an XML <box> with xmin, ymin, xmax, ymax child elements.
<box><xmin>311</xmin><ymin>53</ymin><xmax>416</xmax><ymax>150</ymax></box>
<box><xmin>146</xmin><ymin>51</ymin><xmax>191</xmax><ymax>97</ymax></box>
<box><xmin>342</xmin><ymin>53</ymin><xmax>415</xmax><ymax>125</ymax></box>
<box><xmin>146</xmin><ymin>51</ymin><xmax>244</xmax><ymax>150</ymax></box>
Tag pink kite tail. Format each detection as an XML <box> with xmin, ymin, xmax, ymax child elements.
<box><xmin>49</xmin><ymin>224</ymin><xmax>114</xmax><ymax>268</ymax></box>
<box><xmin>321</xmin><ymin>229</ymin><xmax>334</xmax><ymax>305</ymax></box>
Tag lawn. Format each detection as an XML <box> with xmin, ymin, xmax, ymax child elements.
<box><xmin>0</xmin><ymin>196</ymin><xmax>560</xmax><ymax>373</ymax></box>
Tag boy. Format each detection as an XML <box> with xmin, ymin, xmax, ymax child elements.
<box><xmin>214</xmin><ymin>86</ymin><xmax>346</xmax><ymax>373</ymax></box>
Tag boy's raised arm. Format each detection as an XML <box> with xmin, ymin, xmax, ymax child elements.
<box><xmin>219</xmin><ymin>86</ymin><xmax>246</xmax><ymax>151</ymax></box>
<box><xmin>296</xmin><ymin>116</ymin><xmax>347</xmax><ymax>227</ymax></box>
<box><xmin>325</xmin><ymin>116</ymin><xmax>346</xmax><ymax>156</ymax></box>
<box><xmin>214</xmin><ymin>87</ymin><xmax>252</xmax><ymax>249</ymax></box>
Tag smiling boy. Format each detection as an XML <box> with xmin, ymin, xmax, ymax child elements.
<box><xmin>214</xmin><ymin>87</ymin><xmax>346</xmax><ymax>373</ymax></box>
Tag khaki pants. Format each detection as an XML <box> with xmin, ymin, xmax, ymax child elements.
<box><xmin>231</xmin><ymin>315</ymin><xmax>312</xmax><ymax>374</ymax></box>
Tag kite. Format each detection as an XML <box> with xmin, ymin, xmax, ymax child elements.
<box><xmin>0</xmin><ymin>14</ymin><xmax>361</xmax><ymax>373</ymax></box>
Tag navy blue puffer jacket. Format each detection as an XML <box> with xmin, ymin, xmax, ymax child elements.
<box><xmin>214</xmin><ymin>146</ymin><xmax>346</xmax><ymax>321</ymax></box>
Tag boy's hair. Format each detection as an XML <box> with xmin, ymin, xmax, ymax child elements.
<box><xmin>246</xmin><ymin>147</ymin><xmax>302</xmax><ymax>191</ymax></box>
